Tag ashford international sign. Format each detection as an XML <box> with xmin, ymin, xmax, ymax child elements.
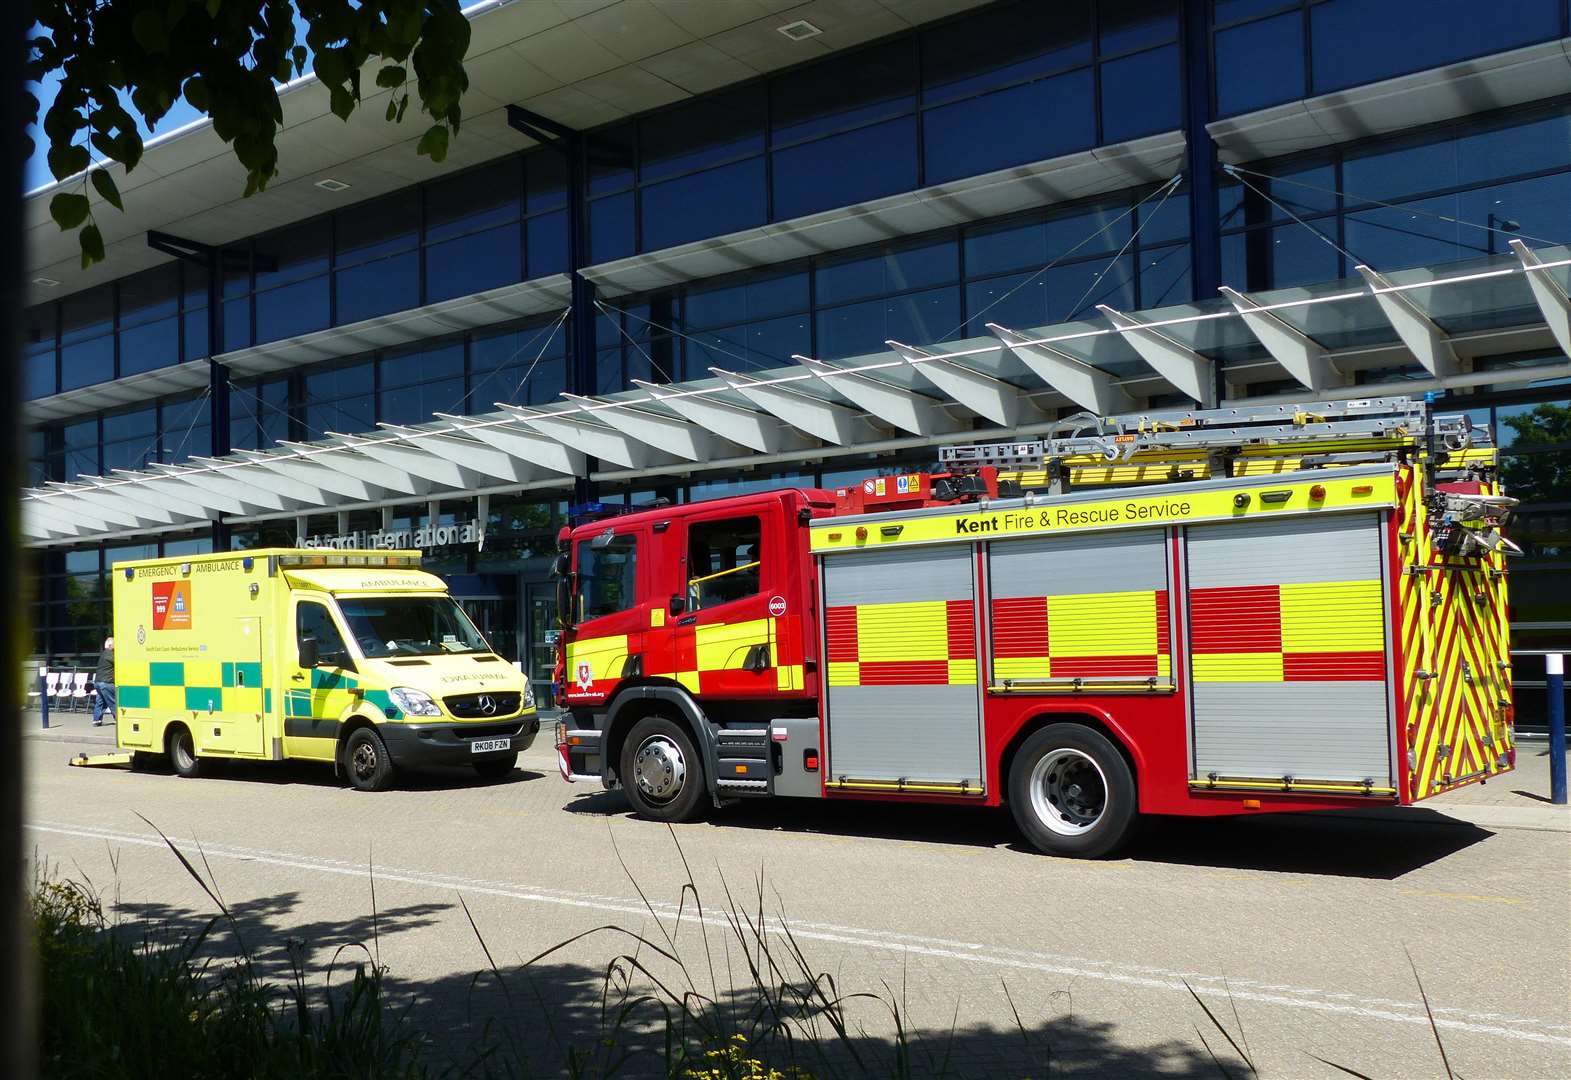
<box><xmin>298</xmin><ymin>520</ymin><xmax>484</xmax><ymax>551</ymax></box>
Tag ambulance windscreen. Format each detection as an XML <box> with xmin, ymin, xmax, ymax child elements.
<box><xmin>337</xmin><ymin>597</ymin><xmax>491</xmax><ymax>658</ymax></box>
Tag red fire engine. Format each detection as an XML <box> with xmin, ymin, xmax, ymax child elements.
<box><xmin>554</xmin><ymin>397</ymin><xmax>1515</xmax><ymax>856</ymax></box>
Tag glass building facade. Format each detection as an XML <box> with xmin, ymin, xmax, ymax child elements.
<box><xmin>23</xmin><ymin>0</ymin><xmax>1571</xmax><ymax>718</ymax></box>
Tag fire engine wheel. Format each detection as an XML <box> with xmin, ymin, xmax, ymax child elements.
<box><xmin>167</xmin><ymin>726</ymin><xmax>204</xmax><ymax>779</ymax></box>
<box><xmin>621</xmin><ymin>716</ymin><xmax>706</xmax><ymax>823</ymax></box>
<box><xmin>1009</xmin><ymin>724</ymin><xmax>1136</xmax><ymax>858</ymax></box>
<box><xmin>344</xmin><ymin>727</ymin><xmax>397</xmax><ymax>792</ymax></box>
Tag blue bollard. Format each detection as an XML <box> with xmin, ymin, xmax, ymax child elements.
<box><xmin>1548</xmin><ymin>653</ymin><xmax>1566</xmax><ymax>806</ymax></box>
<box><xmin>39</xmin><ymin>669</ymin><xmax>49</xmax><ymax>730</ymax></box>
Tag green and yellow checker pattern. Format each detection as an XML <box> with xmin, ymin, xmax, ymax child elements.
<box><xmin>283</xmin><ymin>668</ymin><xmax>403</xmax><ymax>723</ymax></box>
<box><xmin>117</xmin><ymin>659</ymin><xmax>271</xmax><ymax>714</ymax></box>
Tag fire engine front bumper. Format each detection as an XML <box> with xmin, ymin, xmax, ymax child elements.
<box><xmin>378</xmin><ymin>714</ymin><xmax>539</xmax><ymax>768</ymax></box>
<box><xmin>556</xmin><ymin>722</ymin><xmax>605</xmax><ymax>784</ymax></box>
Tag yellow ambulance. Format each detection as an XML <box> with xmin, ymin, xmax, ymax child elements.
<box><xmin>110</xmin><ymin>549</ymin><xmax>537</xmax><ymax>790</ymax></box>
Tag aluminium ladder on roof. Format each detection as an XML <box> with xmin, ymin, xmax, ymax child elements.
<box><xmin>938</xmin><ymin>396</ymin><xmax>1480</xmax><ymax>475</ymax></box>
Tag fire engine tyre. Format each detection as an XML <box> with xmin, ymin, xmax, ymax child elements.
<box><xmin>1008</xmin><ymin>725</ymin><xmax>1136</xmax><ymax>858</ymax></box>
<box><xmin>167</xmin><ymin>726</ymin><xmax>204</xmax><ymax>779</ymax></box>
<box><xmin>473</xmin><ymin>753</ymin><xmax>518</xmax><ymax>780</ymax></box>
<box><xmin>620</xmin><ymin>716</ymin><xmax>706</xmax><ymax>823</ymax></box>
<box><xmin>344</xmin><ymin>727</ymin><xmax>397</xmax><ymax>792</ymax></box>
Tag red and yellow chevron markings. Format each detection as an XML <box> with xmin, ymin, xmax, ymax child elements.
<box><xmin>1397</xmin><ymin>465</ymin><xmax>1514</xmax><ymax>801</ymax></box>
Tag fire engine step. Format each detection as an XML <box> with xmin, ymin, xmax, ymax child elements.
<box><xmin>713</xmin><ymin>727</ymin><xmax>773</xmax><ymax>795</ymax></box>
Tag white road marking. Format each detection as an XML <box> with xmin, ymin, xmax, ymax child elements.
<box><xmin>26</xmin><ymin>820</ymin><xmax>1571</xmax><ymax>1046</ymax></box>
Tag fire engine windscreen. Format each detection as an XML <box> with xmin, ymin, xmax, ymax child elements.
<box><xmin>338</xmin><ymin>597</ymin><xmax>491</xmax><ymax>658</ymax></box>
<box><xmin>577</xmin><ymin>533</ymin><xmax>638</xmax><ymax>620</ymax></box>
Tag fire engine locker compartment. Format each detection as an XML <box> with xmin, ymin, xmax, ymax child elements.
<box><xmin>821</xmin><ymin>545</ymin><xmax>984</xmax><ymax>794</ymax></box>
<box><xmin>1185</xmin><ymin>512</ymin><xmax>1395</xmax><ymax>794</ymax></box>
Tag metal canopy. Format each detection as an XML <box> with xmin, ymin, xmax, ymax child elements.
<box><xmin>24</xmin><ymin>244</ymin><xmax>1571</xmax><ymax>546</ymax></box>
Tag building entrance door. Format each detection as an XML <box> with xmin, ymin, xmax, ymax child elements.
<box><xmin>524</xmin><ymin>580</ymin><xmax>558</xmax><ymax>707</ymax></box>
<box><xmin>452</xmin><ymin>576</ymin><xmax>519</xmax><ymax>664</ymax></box>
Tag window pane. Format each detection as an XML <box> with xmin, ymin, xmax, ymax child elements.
<box><xmin>965</xmin><ymin>200</ymin><xmax>1131</xmax><ymax>277</ymax></box>
<box><xmin>382</xmin><ymin>341</ymin><xmax>463</xmax><ymax>389</ymax></box>
<box><xmin>160</xmin><ymin>396</ymin><xmax>211</xmax><ymax>464</ymax></box>
<box><xmin>1456</xmin><ymin>113</ymin><xmax>1571</xmax><ymax>187</ymax></box>
<box><xmin>424</xmin><ymin>159</ymin><xmax>521</xmax><ymax>243</ymax></box>
<box><xmin>471</xmin><ymin>322</ymin><xmax>567</xmax><ymax>410</ymax></box>
<box><xmin>686</xmin><ymin>516</ymin><xmax>761</xmax><ymax>610</ymax></box>
<box><xmin>1099</xmin><ymin>44</ymin><xmax>1180</xmax><ymax>143</ymax></box>
<box><xmin>771</xmin><ymin>116</ymin><xmax>917</xmax><ymax>220</ymax></box>
<box><xmin>640</xmin><ymin>86</ymin><xmax>763</xmax><ymax>182</ymax></box>
<box><xmin>577</xmin><ymin>533</ymin><xmax>637</xmax><ymax>619</ymax></box>
<box><xmin>1215</xmin><ymin>0</ymin><xmax>1297</xmax><ymax>24</ymax></box>
<box><xmin>525</xmin><ymin>149</ymin><xmax>567</xmax><ymax>213</ymax></box>
<box><xmin>590</xmin><ymin>193</ymin><xmax>635</xmax><ymax>263</ymax></box>
<box><xmin>60</xmin><ymin>286</ymin><xmax>113</xmax><ymax>345</ymax></box>
<box><xmin>1139</xmin><ymin>242</ymin><xmax>1191</xmax><ymax>307</ymax></box>
<box><xmin>1311</xmin><ymin>0</ymin><xmax>1560</xmax><ymax>94</ymax></box>
<box><xmin>1099</xmin><ymin>0</ymin><xmax>1177</xmax><ymax>55</ymax></box>
<box><xmin>119</xmin><ymin>317</ymin><xmax>180</xmax><ymax>375</ymax></box>
<box><xmin>1215</xmin><ymin>12</ymin><xmax>1304</xmax><ymax>117</ymax></box>
<box><xmin>816</xmin><ymin>285</ymin><xmax>961</xmax><ymax>358</ymax></box>
<box><xmin>302</xmin><ymin>362</ymin><xmax>375</xmax><ymax>436</ymax></box>
<box><xmin>685</xmin><ymin>270</ymin><xmax>808</xmax><ymax>329</ymax></box>
<box><xmin>59</xmin><ymin>336</ymin><xmax>114</xmax><ymax>390</ymax></box>
<box><xmin>921</xmin><ymin>0</ymin><xmax>1091</xmax><ymax>106</ymax></box>
<box><xmin>255</xmin><ymin>221</ymin><xmax>329</xmax><ymax>288</ymax></box>
<box><xmin>222</xmin><ymin>297</ymin><xmax>250</xmax><ymax>351</ymax></box>
<box><xmin>118</xmin><ymin>264</ymin><xmax>180</xmax><ymax>327</ymax></box>
<box><xmin>965</xmin><ymin>255</ymin><xmax>1137</xmax><ymax>332</ymax></box>
<box><xmin>379</xmin><ymin>376</ymin><xmax>466</xmax><ymax>426</ymax></box>
<box><xmin>425</xmin><ymin>224</ymin><xmax>522</xmax><ymax>302</ymax></box>
<box><xmin>817</xmin><ymin>238</ymin><xmax>958</xmax><ymax>305</ymax></box>
<box><xmin>589</xmin><ymin>123</ymin><xmax>635</xmax><ymax>196</ymax></box>
<box><xmin>255</xmin><ymin>277</ymin><xmax>331</xmax><ymax>342</ymax></box>
<box><xmin>1138</xmin><ymin>190</ymin><xmax>1190</xmax><ymax>244</ymax></box>
<box><xmin>640</xmin><ymin>158</ymin><xmax>766</xmax><ymax>251</ymax></box>
<box><xmin>1345</xmin><ymin>196</ymin><xmax>1466</xmax><ymax>271</ymax></box>
<box><xmin>684</xmin><ymin>313</ymin><xmax>811</xmax><ymax>376</ymax></box>
<box><xmin>922</xmin><ymin>69</ymin><xmax>1094</xmax><ymax>184</ymax></box>
<box><xmin>62</xmin><ymin>419</ymin><xmax>98</xmax><ymax>481</ymax></box>
<box><xmin>335</xmin><ymin>252</ymin><xmax>419</xmax><ymax>323</ymax></box>
<box><xmin>1342</xmin><ymin>138</ymin><xmax>1459</xmax><ymax>205</ymax></box>
<box><xmin>25</xmin><ymin>343</ymin><xmax>55</xmax><ymax>399</ymax></box>
<box><xmin>336</xmin><ymin>191</ymin><xmax>419</xmax><ymax>267</ymax></box>
<box><xmin>771</xmin><ymin>40</ymin><xmax>915</xmax><ymax>145</ymax></box>
<box><xmin>526</xmin><ymin>210</ymin><xmax>569</xmax><ymax>278</ymax></box>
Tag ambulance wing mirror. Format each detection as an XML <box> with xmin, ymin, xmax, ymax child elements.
<box><xmin>298</xmin><ymin>638</ymin><xmax>320</xmax><ymax>669</ymax></box>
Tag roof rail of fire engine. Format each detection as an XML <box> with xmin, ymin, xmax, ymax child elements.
<box><xmin>939</xmin><ymin>396</ymin><xmax>1479</xmax><ymax>469</ymax></box>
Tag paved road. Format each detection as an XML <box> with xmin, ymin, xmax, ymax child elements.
<box><xmin>22</xmin><ymin>729</ymin><xmax>1571</xmax><ymax>1078</ymax></box>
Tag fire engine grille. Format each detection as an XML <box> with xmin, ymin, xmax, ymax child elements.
<box><xmin>444</xmin><ymin>692</ymin><xmax>522</xmax><ymax>719</ymax></box>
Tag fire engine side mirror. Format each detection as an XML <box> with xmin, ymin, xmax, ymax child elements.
<box><xmin>668</xmin><ymin>595</ymin><xmax>686</xmax><ymax>616</ymax></box>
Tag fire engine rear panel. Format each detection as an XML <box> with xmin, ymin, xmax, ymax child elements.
<box><xmin>1184</xmin><ymin>513</ymin><xmax>1395</xmax><ymax>791</ymax></box>
<box><xmin>822</xmin><ymin>546</ymin><xmax>984</xmax><ymax>791</ymax></box>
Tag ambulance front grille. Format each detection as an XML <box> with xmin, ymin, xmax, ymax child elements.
<box><xmin>444</xmin><ymin>692</ymin><xmax>523</xmax><ymax>719</ymax></box>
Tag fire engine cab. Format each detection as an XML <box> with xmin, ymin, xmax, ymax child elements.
<box><xmin>554</xmin><ymin>396</ymin><xmax>1515</xmax><ymax>857</ymax></box>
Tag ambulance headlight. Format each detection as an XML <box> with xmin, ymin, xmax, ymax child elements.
<box><xmin>522</xmin><ymin>681</ymin><xmax>535</xmax><ymax>709</ymax></box>
<box><xmin>388</xmin><ymin>687</ymin><xmax>442</xmax><ymax>718</ymax></box>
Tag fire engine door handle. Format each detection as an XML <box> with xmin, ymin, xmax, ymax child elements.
<box><xmin>676</xmin><ymin>614</ymin><xmax>697</xmax><ymax>626</ymax></box>
<box><xmin>743</xmin><ymin>644</ymin><xmax>771</xmax><ymax>672</ymax></box>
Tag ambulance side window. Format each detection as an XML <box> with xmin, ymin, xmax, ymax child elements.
<box><xmin>297</xmin><ymin>601</ymin><xmax>349</xmax><ymax>666</ymax></box>
<box><xmin>687</xmin><ymin>516</ymin><xmax>761</xmax><ymax>611</ymax></box>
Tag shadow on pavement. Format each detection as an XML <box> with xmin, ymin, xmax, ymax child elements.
<box><xmin>126</xmin><ymin>757</ymin><xmax>548</xmax><ymax>792</ymax></box>
<box><xmin>94</xmin><ymin>880</ymin><xmax>1243</xmax><ymax>1079</ymax></box>
<box><xmin>564</xmin><ymin>788</ymin><xmax>1489</xmax><ymax>879</ymax></box>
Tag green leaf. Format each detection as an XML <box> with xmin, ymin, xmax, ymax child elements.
<box><xmin>206</xmin><ymin>0</ymin><xmax>222</xmax><ymax>16</ymax></box>
<box><xmin>415</xmin><ymin>124</ymin><xmax>449</xmax><ymax>162</ymax></box>
<box><xmin>328</xmin><ymin>84</ymin><xmax>355</xmax><ymax>122</ymax></box>
<box><xmin>49</xmin><ymin>192</ymin><xmax>91</xmax><ymax>230</ymax></box>
<box><xmin>395</xmin><ymin>94</ymin><xmax>410</xmax><ymax>123</ymax></box>
<box><xmin>115</xmin><ymin>133</ymin><xmax>144</xmax><ymax>173</ymax></box>
<box><xmin>131</xmin><ymin>10</ymin><xmax>169</xmax><ymax>53</ymax></box>
<box><xmin>79</xmin><ymin>224</ymin><xmax>105</xmax><ymax>268</ymax></box>
<box><xmin>384</xmin><ymin>98</ymin><xmax>397</xmax><ymax>122</ymax></box>
<box><xmin>375</xmin><ymin>65</ymin><xmax>406</xmax><ymax>89</ymax></box>
<box><xmin>46</xmin><ymin>142</ymin><xmax>90</xmax><ymax>181</ymax></box>
<box><xmin>90</xmin><ymin>170</ymin><xmax>124</xmax><ymax>211</ymax></box>
<box><xmin>183</xmin><ymin>75</ymin><xmax>210</xmax><ymax>113</ymax></box>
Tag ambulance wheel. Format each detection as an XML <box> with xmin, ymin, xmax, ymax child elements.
<box><xmin>620</xmin><ymin>716</ymin><xmax>706</xmax><ymax>823</ymax></box>
<box><xmin>1008</xmin><ymin>724</ymin><xmax>1136</xmax><ymax>858</ymax></box>
<box><xmin>344</xmin><ymin>727</ymin><xmax>397</xmax><ymax>792</ymax></box>
<box><xmin>473</xmin><ymin>753</ymin><xmax>518</xmax><ymax>780</ymax></box>
<box><xmin>167</xmin><ymin>726</ymin><xmax>204</xmax><ymax>779</ymax></box>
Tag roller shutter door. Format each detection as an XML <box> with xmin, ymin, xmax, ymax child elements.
<box><xmin>822</xmin><ymin>546</ymin><xmax>982</xmax><ymax>789</ymax></box>
<box><xmin>1186</xmin><ymin>513</ymin><xmax>1393</xmax><ymax>787</ymax></box>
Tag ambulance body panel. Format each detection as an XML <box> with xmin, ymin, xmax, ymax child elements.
<box><xmin>111</xmin><ymin>549</ymin><xmax>537</xmax><ymax>787</ymax></box>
